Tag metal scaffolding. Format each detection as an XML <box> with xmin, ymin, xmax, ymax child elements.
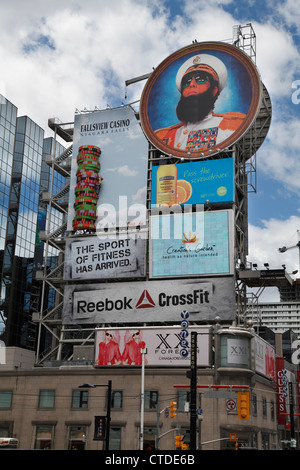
<box><xmin>34</xmin><ymin>24</ymin><xmax>272</xmax><ymax>365</ymax></box>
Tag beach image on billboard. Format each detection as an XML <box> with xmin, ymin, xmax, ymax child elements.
<box><xmin>150</xmin><ymin>210</ymin><xmax>233</xmax><ymax>277</ymax></box>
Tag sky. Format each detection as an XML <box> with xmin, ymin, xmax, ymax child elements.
<box><xmin>1</xmin><ymin>0</ymin><xmax>300</xmax><ymax>302</ymax></box>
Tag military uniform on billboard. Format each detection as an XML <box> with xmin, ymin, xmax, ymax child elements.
<box><xmin>155</xmin><ymin>111</ymin><xmax>246</xmax><ymax>152</ymax></box>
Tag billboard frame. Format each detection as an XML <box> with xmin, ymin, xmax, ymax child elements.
<box><xmin>94</xmin><ymin>325</ymin><xmax>213</xmax><ymax>368</ymax></box>
<box><xmin>140</xmin><ymin>41</ymin><xmax>262</xmax><ymax>159</ymax></box>
<box><xmin>149</xmin><ymin>209</ymin><xmax>234</xmax><ymax>279</ymax></box>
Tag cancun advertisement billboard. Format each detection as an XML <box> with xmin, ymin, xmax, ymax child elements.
<box><xmin>140</xmin><ymin>41</ymin><xmax>261</xmax><ymax>159</ymax></box>
<box><xmin>150</xmin><ymin>210</ymin><xmax>234</xmax><ymax>277</ymax></box>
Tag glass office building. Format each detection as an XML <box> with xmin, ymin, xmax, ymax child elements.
<box><xmin>0</xmin><ymin>96</ymin><xmax>19</xmax><ymax>340</ymax></box>
<box><xmin>0</xmin><ymin>94</ymin><xmax>66</xmax><ymax>349</ymax></box>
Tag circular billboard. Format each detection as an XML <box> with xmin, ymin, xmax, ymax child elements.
<box><xmin>140</xmin><ymin>42</ymin><xmax>262</xmax><ymax>159</ymax></box>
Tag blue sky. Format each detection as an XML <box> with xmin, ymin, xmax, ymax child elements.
<box><xmin>1</xmin><ymin>0</ymin><xmax>300</xmax><ymax>300</ymax></box>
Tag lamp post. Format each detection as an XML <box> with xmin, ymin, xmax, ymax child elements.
<box><xmin>79</xmin><ymin>380</ymin><xmax>112</xmax><ymax>450</ymax></box>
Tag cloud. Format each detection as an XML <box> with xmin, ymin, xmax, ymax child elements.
<box><xmin>247</xmin><ymin>215</ymin><xmax>300</xmax><ymax>302</ymax></box>
<box><xmin>248</xmin><ymin>216</ymin><xmax>300</xmax><ymax>275</ymax></box>
<box><xmin>253</xmin><ymin>21</ymin><xmax>300</xmax><ymax>100</ymax></box>
<box><xmin>257</xmin><ymin>116</ymin><xmax>300</xmax><ymax>195</ymax></box>
<box><xmin>270</xmin><ymin>0</ymin><xmax>300</xmax><ymax>34</ymax></box>
<box><xmin>106</xmin><ymin>164</ymin><xmax>138</xmax><ymax>176</ymax></box>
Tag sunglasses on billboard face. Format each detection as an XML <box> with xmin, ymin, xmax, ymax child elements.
<box><xmin>182</xmin><ymin>73</ymin><xmax>209</xmax><ymax>89</ymax></box>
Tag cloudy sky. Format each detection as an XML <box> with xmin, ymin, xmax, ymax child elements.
<box><xmin>1</xmin><ymin>0</ymin><xmax>300</xmax><ymax>301</ymax></box>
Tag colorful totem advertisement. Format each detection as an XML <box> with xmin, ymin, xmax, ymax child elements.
<box><xmin>149</xmin><ymin>210</ymin><xmax>234</xmax><ymax>277</ymax></box>
<box><xmin>140</xmin><ymin>41</ymin><xmax>261</xmax><ymax>159</ymax></box>
<box><xmin>63</xmin><ymin>234</ymin><xmax>146</xmax><ymax>280</ymax></box>
<box><xmin>151</xmin><ymin>158</ymin><xmax>234</xmax><ymax>207</ymax></box>
<box><xmin>67</xmin><ymin>106</ymin><xmax>149</xmax><ymax>231</ymax></box>
<box><xmin>62</xmin><ymin>277</ymin><xmax>235</xmax><ymax>325</ymax></box>
<box><xmin>94</xmin><ymin>326</ymin><xmax>212</xmax><ymax>367</ymax></box>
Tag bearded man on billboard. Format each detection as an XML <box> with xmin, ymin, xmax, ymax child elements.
<box><xmin>155</xmin><ymin>54</ymin><xmax>246</xmax><ymax>153</ymax></box>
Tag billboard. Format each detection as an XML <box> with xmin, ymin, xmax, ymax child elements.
<box><xmin>151</xmin><ymin>158</ymin><xmax>234</xmax><ymax>207</ymax></box>
<box><xmin>150</xmin><ymin>210</ymin><xmax>234</xmax><ymax>277</ymax></box>
<box><xmin>254</xmin><ymin>335</ymin><xmax>275</xmax><ymax>381</ymax></box>
<box><xmin>67</xmin><ymin>106</ymin><xmax>148</xmax><ymax>231</ymax></box>
<box><xmin>94</xmin><ymin>326</ymin><xmax>212</xmax><ymax>367</ymax></box>
<box><xmin>63</xmin><ymin>277</ymin><xmax>235</xmax><ymax>324</ymax></box>
<box><xmin>140</xmin><ymin>41</ymin><xmax>261</xmax><ymax>159</ymax></box>
<box><xmin>64</xmin><ymin>234</ymin><xmax>146</xmax><ymax>280</ymax></box>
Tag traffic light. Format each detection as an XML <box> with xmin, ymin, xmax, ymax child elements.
<box><xmin>238</xmin><ymin>391</ymin><xmax>250</xmax><ymax>419</ymax></box>
<box><xmin>170</xmin><ymin>400</ymin><xmax>177</xmax><ymax>418</ymax></box>
<box><xmin>175</xmin><ymin>435</ymin><xmax>183</xmax><ymax>449</ymax></box>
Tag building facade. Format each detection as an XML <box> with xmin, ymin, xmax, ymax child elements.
<box><xmin>0</xmin><ymin>327</ymin><xmax>282</xmax><ymax>451</ymax></box>
<box><xmin>247</xmin><ymin>302</ymin><xmax>300</xmax><ymax>338</ymax></box>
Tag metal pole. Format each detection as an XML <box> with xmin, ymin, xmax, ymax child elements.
<box><xmin>155</xmin><ymin>396</ymin><xmax>160</xmax><ymax>450</ymax></box>
<box><xmin>106</xmin><ymin>380</ymin><xmax>112</xmax><ymax>450</ymax></box>
<box><xmin>140</xmin><ymin>348</ymin><xmax>147</xmax><ymax>450</ymax></box>
<box><xmin>190</xmin><ymin>331</ymin><xmax>197</xmax><ymax>450</ymax></box>
<box><xmin>289</xmin><ymin>382</ymin><xmax>295</xmax><ymax>449</ymax></box>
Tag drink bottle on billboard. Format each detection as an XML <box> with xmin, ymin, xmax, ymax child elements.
<box><xmin>156</xmin><ymin>164</ymin><xmax>177</xmax><ymax>207</ymax></box>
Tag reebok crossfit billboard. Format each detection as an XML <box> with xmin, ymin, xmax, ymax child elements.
<box><xmin>62</xmin><ymin>277</ymin><xmax>235</xmax><ymax>324</ymax></box>
<box><xmin>140</xmin><ymin>41</ymin><xmax>262</xmax><ymax>159</ymax></box>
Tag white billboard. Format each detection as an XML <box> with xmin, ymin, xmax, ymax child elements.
<box><xmin>64</xmin><ymin>234</ymin><xmax>146</xmax><ymax>280</ymax></box>
<box><xmin>62</xmin><ymin>277</ymin><xmax>235</xmax><ymax>324</ymax></box>
<box><xmin>95</xmin><ymin>326</ymin><xmax>212</xmax><ymax>367</ymax></box>
<box><xmin>67</xmin><ymin>106</ymin><xmax>149</xmax><ymax>231</ymax></box>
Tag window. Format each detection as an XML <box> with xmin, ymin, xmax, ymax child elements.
<box><xmin>270</xmin><ymin>401</ymin><xmax>275</xmax><ymax>421</ymax></box>
<box><xmin>109</xmin><ymin>427</ymin><xmax>121</xmax><ymax>450</ymax></box>
<box><xmin>144</xmin><ymin>391</ymin><xmax>158</xmax><ymax>410</ymax></box>
<box><xmin>177</xmin><ymin>391</ymin><xmax>190</xmax><ymax>411</ymax></box>
<box><xmin>39</xmin><ymin>390</ymin><xmax>55</xmax><ymax>409</ymax></box>
<box><xmin>262</xmin><ymin>397</ymin><xmax>267</xmax><ymax>418</ymax></box>
<box><xmin>252</xmin><ymin>394</ymin><xmax>257</xmax><ymax>416</ymax></box>
<box><xmin>112</xmin><ymin>391</ymin><xmax>123</xmax><ymax>409</ymax></box>
<box><xmin>68</xmin><ymin>426</ymin><xmax>87</xmax><ymax>450</ymax></box>
<box><xmin>0</xmin><ymin>391</ymin><xmax>12</xmax><ymax>408</ymax></box>
<box><xmin>108</xmin><ymin>390</ymin><xmax>123</xmax><ymax>409</ymax></box>
<box><xmin>72</xmin><ymin>390</ymin><xmax>88</xmax><ymax>409</ymax></box>
<box><xmin>34</xmin><ymin>425</ymin><xmax>54</xmax><ymax>450</ymax></box>
<box><xmin>143</xmin><ymin>427</ymin><xmax>156</xmax><ymax>450</ymax></box>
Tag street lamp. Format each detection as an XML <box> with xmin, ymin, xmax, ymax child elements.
<box><xmin>79</xmin><ymin>380</ymin><xmax>112</xmax><ymax>450</ymax></box>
